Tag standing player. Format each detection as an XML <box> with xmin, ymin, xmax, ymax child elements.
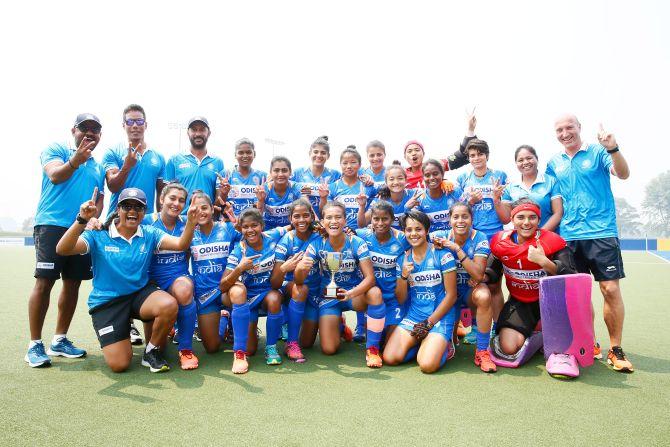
<box><xmin>407</xmin><ymin>159</ymin><xmax>462</xmax><ymax>232</ymax></box>
<box><xmin>26</xmin><ymin>113</ymin><xmax>105</xmax><ymax>368</ymax></box>
<box><xmin>218</xmin><ymin>138</ymin><xmax>267</xmax><ymax>217</ymax></box>
<box><xmin>547</xmin><ymin>115</ymin><xmax>633</xmax><ymax>372</ymax></box>
<box><xmin>360</xmin><ymin>140</ymin><xmax>387</xmax><ymax>189</ymax></box>
<box><xmin>293</xmin><ymin>136</ymin><xmax>341</xmax><ymax>213</ymax></box>
<box><xmin>360</xmin><ymin>163</ymin><xmax>414</xmax><ymax>230</ymax></box>
<box><xmin>165</xmin><ymin>117</ymin><xmax>225</xmax><ymax>206</ymax></box>
<box><xmin>382</xmin><ymin>210</ymin><xmax>459</xmax><ymax>374</ymax></box>
<box><xmin>256</xmin><ymin>156</ymin><xmax>304</xmax><ymax>230</ymax></box>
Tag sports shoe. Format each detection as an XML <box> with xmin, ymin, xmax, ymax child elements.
<box><xmin>285</xmin><ymin>341</ymin><xmax>306</xmax><ymax>363</ymax></box>
<box><xmin>25</xmin><ymin>342</ymin><xmax>51</xmax><ymax>368</ymax></box>
<box><xmin>366</xmin><ymin>346</ymin><xmax>383</xmax><ymax>368</ymax></box>
<box><xmin>593</xmin><ymin>342</ymin><xmax>602</xmax><ymax>359</ymax></box>
<box><xmin>130</xmin><ymin>324</ymin><xmax>143</xmax><ymax>345</ymax></box>
<box><xmin>265</xmin><ymin>344</ymin><xmax>283</xmax><ymax>365</ymax></box>
<box><xmin>280</xmin><ymin>323</ymin><xmax>289</xmax><ymax>342</ymax></box>
<box><xmin>546</xmin><ymin>353</ymin><xmax>579</xmax><ymax>379</ymax></box>
<box><xmin>47</xmin><ymin>337</ymin><xmax>87</xmax><ymax>358</ymax></box>
<box><xmin>447</xmin><ymin>341</ymin><xmax>456</xmax><ymax>361</ymax></box>
<box><xmin>353</xmin><ymin>324</ymin><xmax>366</xmax><ymax>343</ymax></box>
<box><xmin>474</xmin><ymin>349</ymin><xmax>497</xmax><ymax>373</ymax></box>
<box><xmin>340</xmin><ymin>316</ymin><xmax>353</xmax><ymax>342</ymax></box>
<box><xmin>463</xmin><ymin>325</ymin><xmax>478</xmax><ymax>345</ymax></box>
<box><xmin>141</xmin><ymin>348</ymin><xmax>170</xmax><ymax>372</ymax></box>
<box><xmin>607</xmin><ymin>346</ymin><xmax>634</xmax><ymax>373</ymax></box>
<box><xmin>193</xmin><ymin>327</ymin><xmax>202</xmax><ymax>342</ymax></box>
<box><xmin>178</xmin><ymin>349</ymin><xmax>199</xmax><ymax>370</ymax></box>
<box><xmin>232</xmin><ymin>350</ymin><xmax>249</xmax><ymax>374</ymax></box>
<box><xmin>456</xmin><ymin>320</ymin><xmax>469</xmax><ymax>338</ymax></box>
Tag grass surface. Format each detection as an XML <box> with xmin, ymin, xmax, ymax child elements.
<box><xmin>2</xmin><ymin>247</ymin><xmax>669</xmax><ymax>446</ymax></box>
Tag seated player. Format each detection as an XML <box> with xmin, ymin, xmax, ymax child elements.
<box><xmin>294</xmin><ymin>201</ymin><xmax>386</xmax><ymax>368</ymax></box>
<box><xmin>382</xmin><ymin>210</ymin><xmax>459</xmax><ymax>374</ymax></box>
<box><xmin>431</xmin><ymin>202</ymin><xmax>495</xmax><ymax>373</ymax></box>
<box><xmin>56</xmin><ymin>188</ymin><xmax>197</xmax><ymax>373</ymax></box>
<box><xmin>486</xmin><ymin>199</ymin><xmax>575</xmax><ymax>362</ymax></box>
<box><xmin>219</xmin><ymin>209</ymin><xmax>287</xmax><ymax>373</ymax></box>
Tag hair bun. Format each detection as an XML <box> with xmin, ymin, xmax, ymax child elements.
<box><xmin>347</xmin><ymin>144</ymin><xmax>357</xmax><ymax>150</ymax></box>
<box><xmin>319</xmin><ymin>135</ymin><xmax>328</xmax><ymax>141</ymax></box>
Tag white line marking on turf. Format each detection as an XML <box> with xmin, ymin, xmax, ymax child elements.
<box><xmin>646</xmin><ymin>251</ymin><xmax>670</xmax><ymax>264</ymax></box>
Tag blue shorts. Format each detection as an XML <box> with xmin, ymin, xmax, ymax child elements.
<box><xmin>384</xmin><ymin>297</ymin><xmax>404</xmax><ymax>326</ymax></box>
<box><xmin>195</xmin><ymin>289</ymin><xmax>222</xmax><ymax>316</ymax></box>
<box><xmin>155</xmin><ymin>274</ymin><xmax>192</xmax><ymax>293</ymax></box>
<box><xmin>304</xmin><ymin>298</ymin><xmax>353</xmax><ymax>321</ymax></box>
<box><xmin>398</xmin><ymin>316</ymin><xmax>450</xmax><ymax>340</ymax></box>
<box><xmin>456</xmin><ymin>286</ymin><xmax>473</xmax><ymax>309</ymax></box>
<box><xmin>247</xmin><ymin>290</ymin><xmax>270</xmax><ymax>322</ymax></box>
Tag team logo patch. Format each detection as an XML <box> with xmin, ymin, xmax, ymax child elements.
<box><xmin>606</xmin><ymin>266</ymin><xmax>616</xmax><ymax>272</ymax></box>
<box><xmin>179</xmin><ymin>163</ymin><xmax>190</xmax><ymax>169</ymax></box>
<box><xmin>98</xmin><ymin>325</ymin><xmax>114</xmax><ymax>336</ymax></box>
<box><xmin>36</xmin><ymin>262</ymin><xmax>55</xmax><ymax>269</ymax></box>
<box><xmin>581</xmin><ymin>160</ymin><xmax>592</xmax><ymax>169</ymax></box>
<box><xmin>104</xmin><ymin>246</ymin><xmax>120</xmax><ymax>253</ymax></box>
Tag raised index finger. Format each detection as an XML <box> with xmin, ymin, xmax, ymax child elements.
<box><xmin>91</xmin><ymin>187</ymin><xmax>98</xmax><ymax>202</ymax></box>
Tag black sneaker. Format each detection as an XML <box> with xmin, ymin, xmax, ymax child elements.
<box><xmin>193</xmin><ymin>327</ymin><xmax>202</xmax><ymax>342</ymax></box>
<box><xmin>141</xmin><ymin>348</ymin><xmax>170</xmax><ymax>373</ymax></box>
<box><xmin>130</xmin><ymin>324</ymin><xmax>143</xmax><ymax>345</ymax></box>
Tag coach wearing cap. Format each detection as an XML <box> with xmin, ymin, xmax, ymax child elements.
<box><xmin>164</xmin><ymin>116</ymin><xmax>225</xmax><ymax>208</ymax></box>
<box><xmin>25</xmin><ymin>113</ymin><xmax>105</xmax><ymax>368</ymax></box>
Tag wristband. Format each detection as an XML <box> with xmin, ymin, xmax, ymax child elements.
<box><xmin>400</xmin><ymin>275</ymin><xmax>409</xmax><ymax>281</ymax></box>
<box><xmin>459</xmin><ymin>255</ymin><xmax>467</xmax><ymax>263</ymax></box>
<box><xmin>68</xmin><ymin>159</ymin><xmax>78</xmax><ymax>170</ymax></box>
<box><xmin>76</xmin><ymin>214</ymin><xmax>89</xmax><ymax>225</ymax></box>
<box><xmin>607</xmin><ymin>146</ymin><xmax>619</xmax><ymax>154</ymax></box>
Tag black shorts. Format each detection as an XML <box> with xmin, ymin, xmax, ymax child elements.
<box><xmin>33</xmin><ymin>225</ymin><xmax>93</xmax><ymax>280</ymax></box>
<box><xmin>566</xmin><ymin>237</ymin><xmax>625</xmax><ymax>281</ymax></box>
<box><xmin>89</xmin><ymin>283</ymin><xmax>160</xmax><ymax>348</ymax></box>
<box><xmin>497</xmin><ymin>297</ymin><xmax>540</xmax><ymax>339</ymax></box>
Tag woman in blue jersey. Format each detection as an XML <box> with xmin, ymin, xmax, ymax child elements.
<box><xmin>358</xmin><ymin>163</ymin><xmax>414</xmax><ymax>230</ymax></box>
<box><xmin>256</xmin><ymin>156</ymin><xmax>304</xmax><ymax>230</ymax></box>
<box><xmin>322</xmin><ymin>146</ymin><xmax>376</xmax><ymax>231</ymax></box>
<box><xmin>431</xmin><ymin>202</ymin><xmax>496</xmax><ymax>373</ymax></box>
<box><xmin>189</xmin><ymin>191</ymin><xmax>241</xmax><ymax>355</ymax></box>
<box><xmin>219</xmin><ymin>208</ymin><xmax>287</xmax><ymax>373</ymax></box>
<box><xmin>56</xmin><ymin>187</ymin><xmax>197</xmax><ymax>373</ymax></box>
<box><xmin>406</xmin><ymin>159</ymin><xmax>462</xmax><ymax>232</ymax></box>
<box><xmin>217</xmin><ymin>138</ymin><xmax>267</xmax><ymax>217</ymax></box>
<box><xmin>382</xmin><ymin>210</ymin><xmax>459</xmax><ymax>374</ymax></box>
<box><xmin>270</xmin><ymin>198</ymin><xmax>322</xmax><ymax>363</ymax></box>
<box><xmin>294</xmin><ymin>201</ymin><xmax>387</xmax><ymax>368</ymax></box>
<box><xmin>143</xmin><ymin>183</ymin><xmax>199</xmax><ymax>370</ymax></box>
<box><xmin>293</xmin><ymin>136</ymin><xmax>341</xmax><ymax>212</ymax></box>
<box><xmin>359</xmin><ymin>140</ymin><xmax>387</xmax><ymax>189</ymax></box>
<box><xmin>356</xmin><ymin>201</ymin><xmax>410</xmax><ymax>338</ymax></box>
<box><xmin>493</xmin><ymin>145</ymin><xmax>563</xmax><ymax>231</ymax></box>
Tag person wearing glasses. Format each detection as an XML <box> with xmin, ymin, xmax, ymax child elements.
<box><xmin>56</xmin><ymin>188</ymin><xmax>198</xmax><ymax>373</ymax></box>
<box><xmin>25</xmin><ymin>113</ymin><xmax>105</xmax><ymax>368</ymax></box>
<box><xmin>102</xmin><ymin>104</ymin><xmax>167</xmax><ymax>344</ymax></box>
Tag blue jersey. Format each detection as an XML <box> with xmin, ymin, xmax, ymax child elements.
<box><xmin>457</xmin><ymin>169</ymin><xmax>508</xmax><ymax>237</ymax></box>
<box><xmin>356</xmin><ymin>228</ymin><xmax>409</xmax><ymax>299</ymax></box>
<box><xmin>165</xmin><ymin>153</ymin><xmax>225</xmax><ymax>208</ymax></box>
<box><xmin>304</xmin><ymin>235</ymin><xmax>371</xmax><ymax>292</ymax></box>
<box><xmin>275</xmin><ymin>231</ymin><xmax>322</xmax><ymax>292</ymax></box>
<box><xmin>102</xmin><ymin>143</ymin><xmax>166</xmax><ymax>216</ymax></box>
<box><xmin>416</xmin><ymin>188</ymin><xmax>463</xmax><ymax>232</ymax></box>
<box><xmin>263</xmin><ymin>182</ymin><xmax>304</xmax><ymax>230</ymax></box>
<box><xmin>190</xmin><ymin>222</ymin><xmax>240</xmax><ymax>301</ymax></box>
<box><xmin>328</xmin><ymin>179</ymin><xmax>376</xmax><ymax>229</ymax></box>
<box><xmin>143</xmin><ymin>213</ymin><xmax>190</xmax><ymax>289</ymax></box>
<box><xmin>396</xmin><ymin>245</ymin><xmax>456</xmax><ymax>322</ymax></box>
<box><xmin>225</xmin><ymin>167</ymin><xmax>267</xmax><ymax>216</ymax></box>
<box><xmin>370</xmin><ymin>191</ymin><xmax>414</xmax><ymax>229</ymax></box>
<box><xmin>546</xmin><ymin>143</ymin><xmax>617</xmax><ymax>240</ymax></box>
<box><xmin>431</xmin><ymin>229</ymin><xmax>490</xmax><ymax>297</ymax></box>
<box><xmin>81</xmin><ymin>224</ymin><xmax>166</xmax><ymax>310</ymax></box>
<box><xmin>35</xmin><ymin>142</ymin><xmax>105</xmax><ymax>228</ymax></box>
<box><xmin>502</xmin><ymin>173</ymin><xmax>561</xmax><ymax>229</ymax></box>
<box><xmin>291</xmin><ymin>166</ymin><xmax>341</xmax><ymax>212</ymax></box>
<box><xmin>361</xmin><ymin>166</ymin><xmax>386</xmax><ymax>189</ymax></box>
<box><xmin>225</xmin><ymin>227</ymin><xmax>287</xmax><ymax>296</ymax></box>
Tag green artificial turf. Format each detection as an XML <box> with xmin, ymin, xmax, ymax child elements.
<box><xmin>2</xmin><ymin>247</ymin><xmax>669</xmax><ymax>446</ymax></box>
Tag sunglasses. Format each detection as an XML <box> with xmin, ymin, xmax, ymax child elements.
<box><xmin>125</xmin><ymin>118</ymin><xmax>146</xmax><ymax>126</ymax></box>
<box><xmin>77</xmin><ymin>124</ymin><xmax>101</xmax><ymax>134</ymax></box>
<box><xmin>120</xmin><ymin>203</ymin><xmax>146</xmax><ymax>212</ymax></box>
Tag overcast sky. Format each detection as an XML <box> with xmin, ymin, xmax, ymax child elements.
<box><xmin>2</xmin><ymin>1</ymin><xmax>668</xmax><ymax>226</ymax></box>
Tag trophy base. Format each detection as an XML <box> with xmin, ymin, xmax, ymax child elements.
<box><xmin>325</xmin><ymin>285</ymin><xmax>339</xmax><ymax>300</ymax></box>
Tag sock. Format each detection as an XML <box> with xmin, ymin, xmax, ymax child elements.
<box><xmin>288</xmin><ymin>299</ymin><xmax>306</xmax><ymax>343</ymax></box>
<box><xmin>52</xmin><ymin>334</ymin><xmax>66</xmax><ymax>344</ymax></box>
<box><xmin>29</xmin><ymin>340</ymin><xmax>43</xmax><ymax>348</ymax></box>
<box><xmin>282</xmin><ymin>302</ymin><xmax>289</xmax><ymax>325</ymax></box>
<box><xmin>356</xmin><ymin>311</ymin><xmax>366</xmax><ymax>329</ymax></box>
<box><xmin>443</xmin><ymin>307</ymin><xmax>457</xmax><ymax>340</ymax></box>
<box><xmin>476</xmin><ymin>328</ymin><xmax>490</xmax><ymax>351</ymax></box>
<box><xmin>219</xmin><ymin>311</ymin><xmax>230</xmax><ymax>340</ymax></box>
<box><xmin>266</xmin><ymin>309</ymin><xmax>284</xmax><ymax>346</ymax></box>
<box><xmin>403</xmin><ymin>345</ymin><xmax>419</xmax><ymax>363</ymax></box>
<box><xmin>177</xmin><ymin>301</ymin><xmax>197</xmax><ymax>351</ymax></box>
<box><xmin>365</xmin><ymin>303</ymin><xmax>386</xmax><ymax>349</ymax></box>
<box><xmin>232</xmin><ymin>303</ymin><xmax>250</xmax><ymax>352</ymax></box>
<box><xmin>145</xmin><ymin>342</ymin><xmax>157</xmax><ymax>353</ymax></box>
<box><xmin>470</xmin><ymin>318</ymin><xmax>478</xmax><ymax>333</ymax></box>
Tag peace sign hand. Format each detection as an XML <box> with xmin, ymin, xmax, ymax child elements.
<box><xmin>79</xmin><ymin>187</ymin><xmax>99</xmax><ymax>221</ymax></box>
<box><xmin>356</xmin><ymin>183</ymin><xmax>368</xmax><ymax>208</ymax></box>
<box><xmin>492</xmin><ymin>177</ymin><xmax>506</xmax><ymax>202</ymax></box>
<box><xmin>255</xmin><ymin>184</ymin><xmax>267</xmax><ymax>203</ymax></box>
<box><xmin>216</xmin><ymin>173</ymin><xmax>231</xmax><ymax>198</ymax></box>
<box><xmin>318</xmin><ymin>179</ymin><xmax>329</xmax><ymax>200</ymax></box>
<box><xmin>124</xmin><ymin>142</ymin><xmax>139</xmax><ymax>169</ymax></box>
<box><xmin>186</xmin><ymin>195</ymin><xmax>199</xmax><ymax>225</ymax></box>
<box><xmin>405</xmin><ymin>189</ymin><xmax>424</xmax><ymax>209</ymax></box>
<box><xmin>466</xmin><ymin>106</ymin><xmax>477</xmax><ymax>133</ymax></box>
<box><xmin>597</xmin><ymin>123</ymin><xmax>618</xmax><ymax>150</ymax></box>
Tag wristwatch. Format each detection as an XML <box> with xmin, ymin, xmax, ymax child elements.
<box><xmin>76</xmin><ymin>214</ymin><xmax>89</xmax><ymax>225</ymax></box>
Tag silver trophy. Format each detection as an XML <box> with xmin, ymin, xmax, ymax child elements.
<box><xmin>323</xmin><ymin>252</ymin><xmax>343</xmax><ymax>299</ymax></box>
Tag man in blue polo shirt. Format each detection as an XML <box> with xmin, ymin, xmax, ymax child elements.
<box><xmin>546</xmin><ymin>114</ymin><xmax>632</xmax><ymax>373</ymax></box>
<box><xmin>165</xmin><ymin>117</ymin><xmax>225</xmax><ymax>207</ymax></box>
<box><xmin>26</xmin><ymin>113</ymin><xmax>105</xmax><ymax>368</ymax></box>
<box><xmin>102</xmin><ymin>104</ymin><xmax>166</xmax><ymax>216</ymax></box>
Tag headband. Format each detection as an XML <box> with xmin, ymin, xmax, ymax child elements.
<box><xmin>510</xmin><ymin>203</ymin><xmax>541</xmax><ymax>219</ymax></box>
<box><xmin>404</xmin><ymin>140</ymin><xmax>424</xmax><ymax>152</ymax></box>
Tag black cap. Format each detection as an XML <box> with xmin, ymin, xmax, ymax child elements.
<box><xmin>187</xmin><ymin>116</ymin><xmax>209</xmax><ymax>129</ymax></box>
<box><xmin>74</xmin><ymin>113</ymin><xmax>102</xmax><ymax>128</ymax></box>
<box><xmin>118</xmin><ymin>188</ymin><xmax>147</xmax><ymax>206</ymax></box>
